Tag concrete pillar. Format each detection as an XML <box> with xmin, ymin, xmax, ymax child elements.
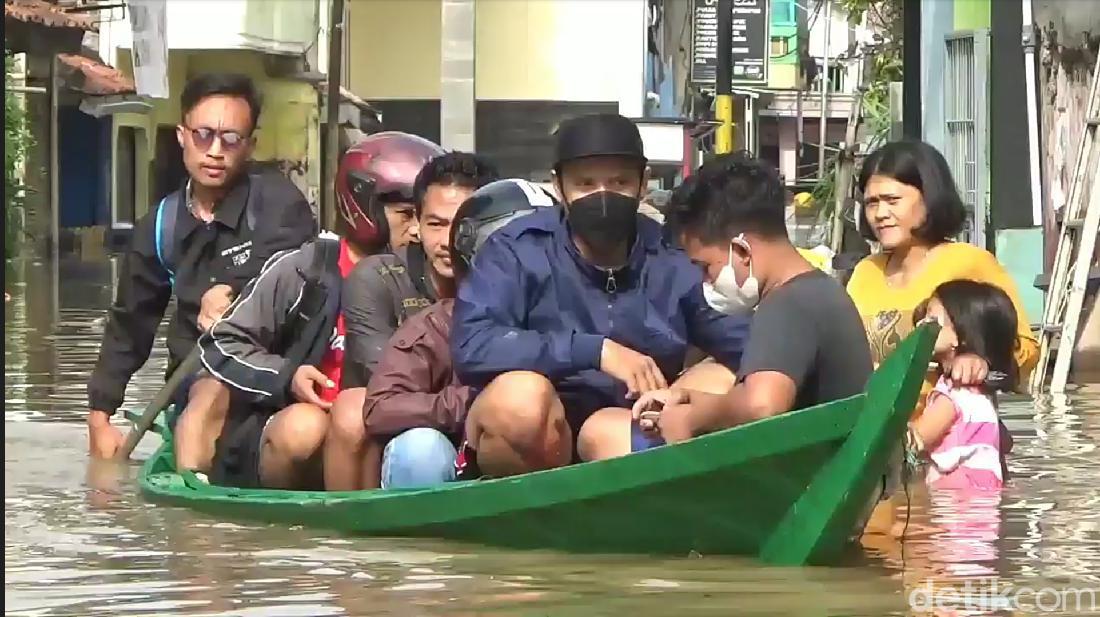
<box><xmin>778</xmin><ymin>118</ymin><xmax>798</xmax><ymax>184</ymax></box>
<box><xmin>440</xmin><ymin>0</ymin><xmax>475</xmax><ymax>152</ymax></box>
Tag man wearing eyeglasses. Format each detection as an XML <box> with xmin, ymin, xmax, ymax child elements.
<box><xmin>86</xmin><ymin>73</ymin><xmax>316</xmax><ymax>459</ymax></box>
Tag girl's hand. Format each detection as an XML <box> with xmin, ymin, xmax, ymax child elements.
<box><xmin>905</xmin><ymin>425</ymin><xmax>926</xmax><ymax>454</ymax></box>
<box><xmin>949</xmin><ymin>353</ymin><xmax>988</xmax><ymax>386</ymax></box>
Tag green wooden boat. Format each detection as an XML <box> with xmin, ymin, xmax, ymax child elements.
<box><xmin>137</xmin><ymin>324</ymin><xmax>935</xmax><ymax>565</ymax></box>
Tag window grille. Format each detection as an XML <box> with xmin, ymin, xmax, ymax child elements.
<box><xmin>944</xmin><ymin>30</ymin><xmax>990</xmax><ymax>247</ymax></box>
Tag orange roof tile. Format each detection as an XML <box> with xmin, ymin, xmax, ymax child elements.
<box><xmin>57</xmin><ymin>52</ymin><xmax>135</xmax><ymax>95</ymax></box>
<box><xmin>5</xmin><ymin>0</ymin><xmax>95</xmax><ymax>31</ymax></box>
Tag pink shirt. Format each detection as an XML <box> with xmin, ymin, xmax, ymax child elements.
<box><xmin>924</xmin><ymin>377</ymin><xmax>1004</xmax><ymax>489</ymax></box>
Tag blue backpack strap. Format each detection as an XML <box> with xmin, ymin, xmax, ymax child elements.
<box><xmin>154</xmin><ymin>191</ymin><xmax>181</xmax><ymax>286</ymax></box>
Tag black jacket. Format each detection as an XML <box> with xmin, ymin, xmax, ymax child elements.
<box><xmin>87</xmin><ymin>169</ymin><xmax>316</xmax><ymax>414</ymax></box>
<box><xmin>199</xmin><ymin>235</ymin><xmax>342</xmax><ymax>411</ymax></box>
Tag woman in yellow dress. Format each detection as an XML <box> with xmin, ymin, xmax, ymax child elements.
<box><xmin>848</xmin><ymin>139</ymin><xmax>1036</xmax><ymax>544</ymax></box>
<box><xmin>846</xmin><ymin>140</ymin><xmax>1038</xmax><ymax>410</ymax></box>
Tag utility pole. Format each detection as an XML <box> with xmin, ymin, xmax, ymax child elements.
<box><xmin>817</xmin><ymin>0</ymin><xmax>832</xmax><ymax>180</ymax></box>
<box><xmin>830</xmin><ymin>49</ymin><xmax>868</xmax><ymax>254</ymax></box>
<box><xmin>322</xmin><ymin>0</ymin><xmax>346</xmax><ymax>232</ymax></box>
<box><xmin>715</xmin><ymin>0</ymin><xmax>734</xmax><ymax>154</ymax></box>
<box><xmin>1021</xmin><ymin>0</ymin><xmax>1043</xmax><ymax>227</ymax></box>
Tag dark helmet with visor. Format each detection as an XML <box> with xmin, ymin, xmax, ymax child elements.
<box><xmin>450</xmin><ymin>178</ymin><xmax>556</xmax><ymax>281</ymax></box>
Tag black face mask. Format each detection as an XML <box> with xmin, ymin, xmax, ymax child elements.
<box><xmin>565</xmin><ymin>190</ymin><xmax>639</xmax><ymax>249</ymax></box>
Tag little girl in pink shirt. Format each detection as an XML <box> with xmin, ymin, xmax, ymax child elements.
<box><xmin>907</xmin><ymin>280</ymin><xmax>1019</xmax><ymax>490</ymax></box>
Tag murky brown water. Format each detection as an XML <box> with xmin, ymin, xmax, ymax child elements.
<box><xmin>6</xmin><ymin>255</ymin><xmax>1100</xmax><ymax>616</ymax></box>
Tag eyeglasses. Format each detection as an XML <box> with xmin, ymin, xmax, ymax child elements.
<box><xmin>185</xmin><ymin>126</ymin><xmax>249</xmax><ymax>152</ymax></box>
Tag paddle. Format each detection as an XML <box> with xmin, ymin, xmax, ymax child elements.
<box><xmin>115</xmin><ymin>346</ymin><xmax>202</xmax><ymax>461</ymax></box>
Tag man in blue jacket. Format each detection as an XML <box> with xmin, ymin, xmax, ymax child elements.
<box><xmin>451</xmin><ymin>113</ymin><xmax>750</xmax><ymax>478</ymax></box>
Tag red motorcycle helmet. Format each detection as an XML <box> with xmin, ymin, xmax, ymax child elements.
<box><xmin>336</xmin><ymin>131</ymin><xmax>445</xmax><ymax>249</ymax></box>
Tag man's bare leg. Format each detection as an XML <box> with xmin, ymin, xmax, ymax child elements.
<box><xmin>465</xmin><ymin>371</ymin><xmax>572</xmax><ymax>477</ymax></box>
<box><xmin>174</xmin><ymin>377</ymin><xmax>231</xmax><ymax>473</ymax></box>
<box><xmin>258</xmin><ymin>403</ymin><xmax>329</xmax><ymax>490</ymax></box>
<box><xmin>673</xmin><ymin>358</ymin><xmax>736</xmax><ymax>394</ymax></box>
<box><xmin>576</xmin><ymin>408</ymin><xmax>632</xmax><ymax>461</ymax></box>
<box><xmin>322</xmin><ymin>387</ymin><xmax>369</xmax><ymax>490</ymax></box>
<box><xmin>578</xmin><ymin>361</ymin><xmax>738</xmax><ymax>461</ymax></box>
<box><xmin>361</xmin><ymin>439</ymin><xmax>384</xmax><ymax>489</ymax></box>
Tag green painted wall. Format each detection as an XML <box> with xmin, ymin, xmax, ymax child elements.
<box><xmin>995</xmin><ymin>228</ymin><xmax>1044</xmax><ymax>328</ymax></box>
<box><xmin>954</xmin><ymin>0</ymin><xmax>990</xmax><ymax>30</ymax></box>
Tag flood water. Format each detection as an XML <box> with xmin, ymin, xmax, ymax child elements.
<box><xmin>5</xmin><ymin>255</ymin><xmax>1100</xmax><ymax>616</ymax></box>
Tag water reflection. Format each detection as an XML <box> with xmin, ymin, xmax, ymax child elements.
<box><xmin>6</xmin><ymin>255</ymin><xmax>1100</xmax><ymax>616</ymax></box>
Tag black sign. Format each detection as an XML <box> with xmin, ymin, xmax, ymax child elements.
<box><xmin>690</xmin><ymin>0</ymin><xmax>770</xmax><ymax>88</ymax></box>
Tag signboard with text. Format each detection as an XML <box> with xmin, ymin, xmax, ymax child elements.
<box><xmin>690</xmin><ymin>0</ymin><xmax>770</xmax><ymax>88</ymax></box>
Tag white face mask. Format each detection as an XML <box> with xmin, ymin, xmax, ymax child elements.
<box><xmin>702</xmin><ymin>235</ymin><xmax>760</xmax><ymax>316</ymax></box>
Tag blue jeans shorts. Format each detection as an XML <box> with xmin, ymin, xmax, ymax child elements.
<box><xmin>381</xmin><ymin>428</ymin><xmax>458</xmax><ymax>489</ymax></box>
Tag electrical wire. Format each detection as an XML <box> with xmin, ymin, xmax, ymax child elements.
<box><xmin>806</xmin><ymin>0</ymin><xmax>826</xmax><ymax>34</ymax></box>
<box><xmin>900</xmin><ymin>452</ymin><xmax>912</xmax><ymax>572</ymax></box>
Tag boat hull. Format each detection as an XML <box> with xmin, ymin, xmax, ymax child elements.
<box><xmin>138</xmin><ymin>325</ymin><xmax>936</xmax><ymax>564</ymax></box>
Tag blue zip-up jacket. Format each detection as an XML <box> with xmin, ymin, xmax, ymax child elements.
<box><xmin>451</xmin><ymin>206</ymin><xmax>750</xmax><ymax>421</ymax></box>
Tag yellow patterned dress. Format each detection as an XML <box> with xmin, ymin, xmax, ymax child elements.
<box><xmin>846</xmin><ymin>242</ymin><xmax>1038</xmax><ymax>417</ymax></box>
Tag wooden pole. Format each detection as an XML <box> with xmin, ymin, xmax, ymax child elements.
<box><xmin>322</xmin><ymin>0</ymin><xmax>346</xmax><ymax>232</ymax></box>
<box><xmin>715</xmin><ymin>0</ymin><xmax>734</xmax><ymax>154</ymax></box>
<box><xmin>49</xmin><ymin>54</ymin><xmax>60</xmax><ymax>324</ymax></box>
<box><xmin>116</xmin><ymin>347</ymin><xmax>202</xmax><ymax>460</ymax></box>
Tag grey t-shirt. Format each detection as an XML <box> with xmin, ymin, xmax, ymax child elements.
<box><xmin>738</xmin><ymin>269</ymin><xmax>872</xmax><ymax>410</ymax></box>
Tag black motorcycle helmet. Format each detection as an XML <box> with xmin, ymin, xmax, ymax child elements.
<box><xmin>449</xmin><ymin>178</ymin><xmax>556</xmax><ymax>281</ymax></box>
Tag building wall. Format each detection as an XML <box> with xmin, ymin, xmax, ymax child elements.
<box><xmin>1032</xmin><ymin>0</ymin><xmax>1100</xmax><ymax>380</ymax></box>
<box><xmin>345</xmin><ymin>0</ymin><xmax>645</xmax><ymax>177</ymax></box>
<box><xmin>769</xmin><ymin>0</ymin><xmax>801</xmax><ymax>90</ymax></box>
<box><xmin>97</xmin><ymin>0</ymin><xmax>318</xmax><ymax>56</ymax></box>
<box><xmin>346</xmin><ymin>0</ymin><xmax>441</xmax><ymax>100</ymax></box>
<box><xmin>345</xmin><ymin>0</ymin><xmax>645</xmax><ymax>108</ymax></box>
<box><xmin>919</xmin><ymin>0</ymin><xmax>953</xmax><ymax>153</ymax></box>
<box><xmin>475</xmin><ymin>0</ymin><xmax>645</xmax><ymax>113</ymax></box>
<box><xmin>94</xmin><ymin>0</ymin><xmax>324</xmax><ymax>220</ymax></box>
<box><xmin>953</xmin><ymin>0</ymin><xmax>990</xmax><ymax>29</ymax></box>
<box><xmin>1033</xmin><ymin>0</ymin><xmax>1100</xmax><ymax>231</ymax></box>
<box><xmin>918</xmin><ymin>0</ymin><xmax>994</xmax><ymax>246</ymax></box>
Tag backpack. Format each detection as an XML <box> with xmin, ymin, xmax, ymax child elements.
<box><xmin>271</xmin><ymin>233</ymin><xmax>342</xmax><ymax>405</ymax></box>
<box><xmin>154</xmin><ymin>173</ymin><xmax>260</xmax><ymax>286</ymax></box>
<box><xmin>280</xmin><ymin>233</ymin><xmax>341</xmax><ymax>366</ymax></box>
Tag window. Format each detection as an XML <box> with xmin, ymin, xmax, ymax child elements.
<box><xmin>944</xmin><ymin>30</ymin><xmax>990</xmax><ymax>247</ymax></box>
<box><xmin>828</xmin><ymin>63</ymin><xmax>844</xmax><ymax>92</ymax></box>
<box><xmin>810</xmin><ymin>61</ymin><xmax>846</xmax><ymax>93</ymax></box>
<box><xmin>771</xmin><ymin>36</ymin><xmax>790</xmax><ymax>57</ymax></box>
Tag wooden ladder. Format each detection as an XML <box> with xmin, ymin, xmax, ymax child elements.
<box><xmin>1032</xmin><ymin>54</ymin><xmax>1100</xmax><ymax>394</ymax></box>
